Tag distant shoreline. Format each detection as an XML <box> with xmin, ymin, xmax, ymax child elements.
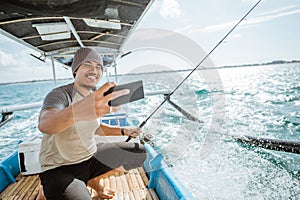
<box><xmin>0</xmin><ymin>78</ymin><xmax>73</xmax><ymax>86</ymax></box>
<box><xmin>1</xmin><ymin>60</ymin><xmax>299</xmax><ymax>85</ymax></box>
<box><xmin>221</xmin><ymin>59</ymin><xmax>300</xmax><ymax>68</ymax></box>
<box><xmin>116</xmin><ymin>59</ymin><xmax>300</xmax><ymax>77</ymax></box>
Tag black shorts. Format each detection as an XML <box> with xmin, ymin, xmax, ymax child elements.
<box><xmin>39</xmin><ymin>142</ymin><xmax>146</xmax><ymax>199</ymax></box>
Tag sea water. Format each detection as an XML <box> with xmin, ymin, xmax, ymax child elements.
<box><xmin>0</xmin><ymin>63</ymin><xmax>300</xmax><ymax>199</ymax></box>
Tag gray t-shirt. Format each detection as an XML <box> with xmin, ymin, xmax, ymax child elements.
<box><xmin>39</xmin><ymin>83</ymin><xmax>99</xmax><ymax>171</ymax></box>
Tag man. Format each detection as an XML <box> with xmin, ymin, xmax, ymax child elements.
<box><xmin>38</xmin><ymin>47</ymin><xmax>146</xmax><ymax>199</ymax></box>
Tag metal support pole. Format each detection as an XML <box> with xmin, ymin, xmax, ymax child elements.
<box><xmin>51</xmin><ymin>56</ymin><xmax>57</xmax><ymax>86</ymax></box>
<box><xmin>105</xmin><ymin>67</ymin><xmax>109</xmax><ymax>82</ymax></box>
<box><xmin>113</xmin><ymin>55</ymin><xmax>118</xmax><ymax>82</ymax></box>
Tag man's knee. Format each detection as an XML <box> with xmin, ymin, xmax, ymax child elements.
<box><xmin>94</xmin><ymin>142</ymin><xmax>146</xmax><ymax>169</ymax></box>
<box><xmin>63</xmin><ymin>179</ymin><xmax>91</xmax><ymax>200</ymax></box>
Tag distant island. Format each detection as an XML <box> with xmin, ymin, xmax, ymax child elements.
<box><xmin>1</xmin><ymin>59</ymin><xmax>299</xmax><ymax>85</ymax></box>
<box><xmin>221</xmin><ymin>59</ymin><xmax>300</xmax><ymax>68</ymax></box>
<box><xmin>121</xmin><ymin>59</ymin><xmax>300</xmax><ymax>76</ymax></box>
<box><xmin>0</xmin><ymin>78</ymin><xmax>73</xmax><ymax>86</ymax></box>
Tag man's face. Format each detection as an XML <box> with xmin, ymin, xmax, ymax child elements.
<box><xmin>74</xmin><ymin>61</ymin><xmax>103</xmax><ymax>90</ymax></box>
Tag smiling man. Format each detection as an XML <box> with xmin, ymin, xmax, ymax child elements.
<box><xmin>37</xmin><ymin>47</ymin><xmax>146</xmax><ymax>200</ymax></box>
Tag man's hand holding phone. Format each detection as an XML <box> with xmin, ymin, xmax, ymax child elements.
<box><xmin>93</xmin><ymin>80</ymin><xmax>144</xmax><ymax>118</ymax></box>
<box><xmin>103</xmin><ymin>80</ymin><xmax>144</xmax><ymax>106</ymax></box>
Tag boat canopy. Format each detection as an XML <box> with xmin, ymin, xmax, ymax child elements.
<box><xmin>0</xmin><ymin>0</ymin><xmax>152</xmax><ymax>69</ymax></box>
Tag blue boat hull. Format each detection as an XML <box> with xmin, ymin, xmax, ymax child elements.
<box><xmin>144</xmin><ymin>144</ymin><xmax>194</xmax><ymax>200</ymax></box>
<box><xmin>0</xmin><ymin>151</ymin><xmax>20</xmax><ymax>192</ymax></box>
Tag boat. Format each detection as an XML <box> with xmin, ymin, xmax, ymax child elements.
<box><xmin>0</xmin><ymin>133</ymin><xmax>194</xmax><ymax>199</ymax></box>
<box><xmin>0</xmin><ymin>0</ymin><xmax>194</xmax><ymax>199</ymax></box>
<box><xmin>1</xmin><ymin>0</ymin><xmax>300</xmax><ymax>199</ymax></box>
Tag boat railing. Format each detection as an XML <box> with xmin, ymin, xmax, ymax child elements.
<box><xmin>0</xmin><ymin>102</ymin><xmax>43</xmax><ymax>114</ymax></box>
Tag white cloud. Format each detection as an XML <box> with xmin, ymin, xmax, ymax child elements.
<box><xmin>258</xmin><ymin>5</ymin><xmax>299</xmax><ymax>16</ymax></box>
<box><xmin>201</xmin><ymin>21</ymin><xmax>237</xmax><ymax>33</ymax></box>
<box><xmin>229</xmin><ymin>34</ymin><xmax>242</xmax><ymax>40</ymax></box>
<box><xmin>249</xmin><ymin>8</ymin><xmax>300</xmax><ymax>24</ymax></box>
<box><xmin>174</xmin><ymin>24</ymin><xmax>194</xmax><ymax>33</ymax></box>
<box><xmin>189</xmin><ymin>7</ymin><xmax>300</xmax><ymax>33</ymax></box>
<box><xmin>0</xmin><ymin>49</ymin><xmax>18</xmax><ymax>67</ymax></box>
<box><xmin>160</xmin><ymin>0</ymin><xmax>182</xmax><ymax>19</ymax></box>
<box><xmin>0</xmin><ymin>47</ymin><xmax>72</xmax><ymax>83</ymax></box>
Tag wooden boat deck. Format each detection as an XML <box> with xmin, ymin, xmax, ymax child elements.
<box><xmin>0</xmin><ymin>167</ymin><xmax>159</xmax><ymax>200</ymax></box>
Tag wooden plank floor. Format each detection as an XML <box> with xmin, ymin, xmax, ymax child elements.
<box><xmin>0</xmin><ymin>174</ymin><xmax>40</xmax><ymax>200</ymax></box>
<box><xmin>0</xmin><ymin>167</ymin><xmax>159</xmax><ymax>200</ymax></box>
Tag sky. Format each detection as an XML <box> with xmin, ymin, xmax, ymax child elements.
<box><xmin>0</xmin><ymin>0</ymin><xmax>300</xmax><ymax>83</ymax></box>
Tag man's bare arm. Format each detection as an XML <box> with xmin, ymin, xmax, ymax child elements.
<box><xmin>38</xmin><ymin>82</ymin><xmax>129</xmax><ymax>134</ymax></box>
<box><xmin>95</xmin><ymin>123</ymin><xmax>121</xmax><ymax>136</ymax></box>
<box><xmin>95</xmin><ymin>123</ymin><xmax>141</xmax><ymax>138</ymax></box>
<box><xmin>38</xmin><ymin>107</ymin><xmax>74</xmax><ymax>134</ymax></box>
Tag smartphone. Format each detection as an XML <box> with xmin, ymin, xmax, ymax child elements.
<box><xmin>103</xmin><ymin>80</ymin><xmax>144</xmax><ymax>106</ymax></box>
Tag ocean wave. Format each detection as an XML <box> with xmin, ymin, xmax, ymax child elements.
<box><xmin>195</xmin><ymin>89</ymin><xmax>226</xmax><ymax>95</ymax></box>
<box><xmin>266</xmin><ymin>95</ymin><xmax>299</xmax><ymax>104</ymax></box>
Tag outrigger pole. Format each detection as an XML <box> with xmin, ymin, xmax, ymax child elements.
<box><xmin>164</xmin><ymin>94</ymin><xmax>204</xmax><ymax>124</ymax></box>
<box><xmin>233</xmin><ymin>135</ymin><xmax>300</xmax><ymax>154</ymax></box>
<box><xmin>126</xmin><ymin>0</ymin><xmax>263</xmax><ymax>142</ymax></box>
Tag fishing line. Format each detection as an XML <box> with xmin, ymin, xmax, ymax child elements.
<box><xmin>126</xmin><ymin>0</ymin><xmax>263</xmax><ymax>142</ymax></box>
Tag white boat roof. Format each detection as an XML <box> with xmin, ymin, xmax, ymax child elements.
<box><xmin>0</xmin><ymin>0</ymin><xmax>152</xmax><ymax>68</ymax></box>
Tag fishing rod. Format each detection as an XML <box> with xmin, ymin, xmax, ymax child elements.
<box><xmin>126</xmin><ymin>0</ymin><xmax>263</xmax><ymax>142</ymax></box>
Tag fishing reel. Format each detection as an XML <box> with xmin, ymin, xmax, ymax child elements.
<box><xmin>140</xmin><ymin>133</ymin><xmax>154</xmax><ymax>146</ymax></box>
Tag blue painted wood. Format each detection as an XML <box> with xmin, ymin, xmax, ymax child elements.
<box><xmin>144</xmin><ymin>144</ymin><xmax>194</xmax><ymax>200</ymax></box>
<box><xmin>0</xmin><ymin>151</ymin><xmax>20</xmax><ymax>193</ymax></box>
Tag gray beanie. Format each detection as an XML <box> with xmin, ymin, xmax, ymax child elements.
<box><xmin>71</xmin><ymin>47</ymin><xmax>103</xmax><ymax>76</ymax></box>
